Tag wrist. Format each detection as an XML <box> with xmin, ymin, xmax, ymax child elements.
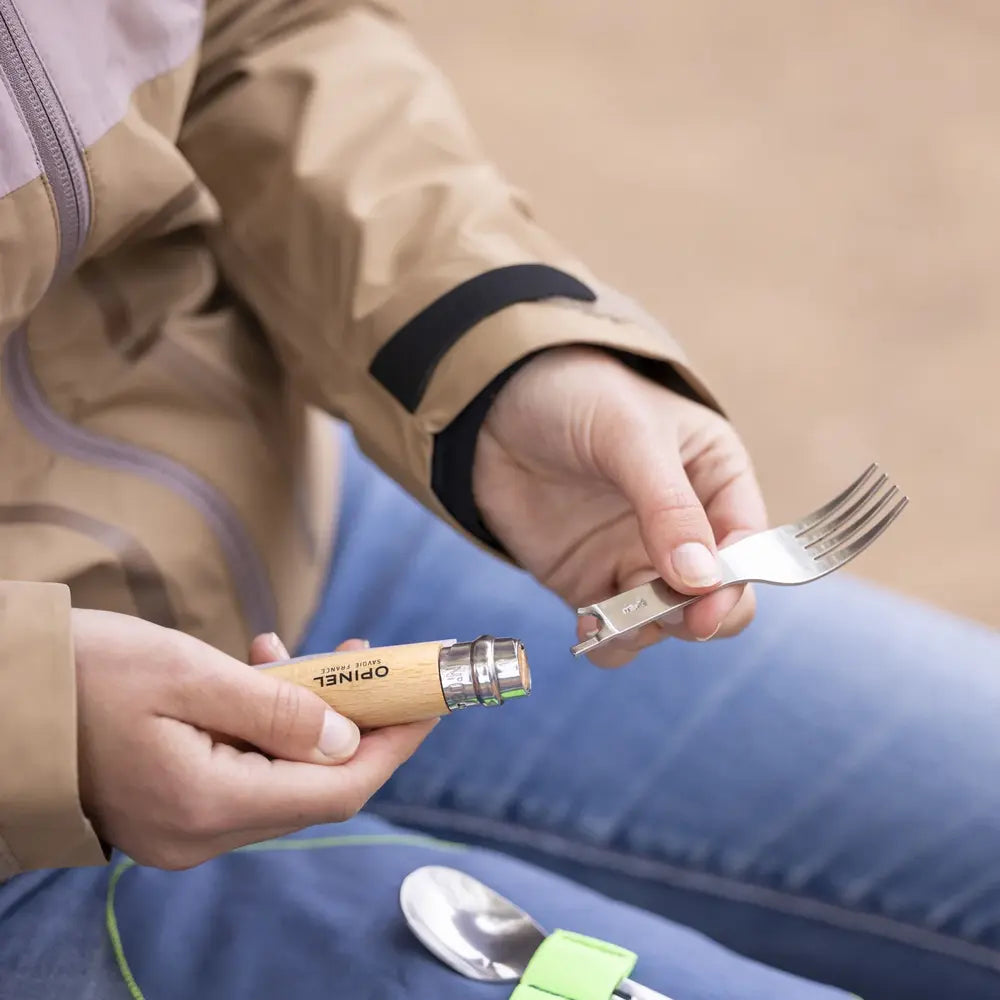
<box><xmin>431</xmin><ymin>352</ymin><xmax>542</xmax><ymax>553</ymax></box>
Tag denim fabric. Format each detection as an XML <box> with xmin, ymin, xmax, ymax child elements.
<box><xmin>1</xmin><ymin>426</ymin><xmax>997</xmax><ymax>1000</ymax></box>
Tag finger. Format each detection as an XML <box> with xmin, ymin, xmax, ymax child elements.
<box><xmin>179</xmin><ymin>742</ymin><xmax>341</xmax><ymax>851</ymax></box>
<box><xmin>171</xmin><ymin>654</ymin><xmax>361</xmax><ymax>765</ymax></box>
<box><xmin>689</xmin><ymin>447</ymin><xmax>768</xmax><ymax>548</ymax></box>
<box><xmin>249</xmin><ymin>632</ymin><xmax>290</xmax><ymax>666</ymax></box>
<box><xmin>577</xmin><ymin>615</ymin><xmax>642</xmax><ymax>669</ymax></box>
<box><xmin>583</xmin><ymin>589</ymin><xmax>749</xmax><ymax>658</ymax></box>
<box><xmin>212</xmin><ymin>720</ymin><xmax>438</xmax><ymax>832</ymax></box>
<box><xmin>577</xmin><ymin>608</ymin><xmax>679</xmax><ymax>668</ymax></box>
<box><xmin>600</xmin><ymin>419</ymin><xmax>721</xmax><ymax>597</ymax></box>
<box><xmin>582</xmin><ymin>584</ymin><xmax>756</xmax><ymax>661</ymax></box>
<box><xmin>717</xmin><ymin>584</ymin><xmax>757</xmax><ymax>638</ymax></box>
<box><xmin>585</xmin><ymin>633</ymin><xmax>657</xmax><ymax>668</ymax></box>
<box><xmin>681</xmin><ymin>583</ymin><xmax>756</xmax><ymax>640</ymax></box>
<box><xmin>249</xmin><ymin>635</ymin><xmax>370</xmax><ymax>666</ymax></box>
<box><xmin>335</xmin><ymin>638</ymin><xmax>371</xmax><ymax>652</ymax></box>
<box><xmin>681</xmin><ymin>584</ymin><xmax>744</xmax><ymax>640</ymax></box>
<box><xmin>217</xmin><ymin>634</ymin><xmax>292</xmax><ymax>750</ymax></box>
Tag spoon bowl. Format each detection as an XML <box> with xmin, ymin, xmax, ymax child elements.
<box><xmin>399</xmin><ymin>865</ymin><xmax>669</xmax><ymax>999</ymax></box>
<box><xmin>400</xmin><ymin>865</ymin><xmax>546</xmax><ymax>982</ymax></box>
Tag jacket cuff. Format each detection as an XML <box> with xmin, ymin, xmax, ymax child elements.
<box><xmin>354</xmin><ymin>271</ymin><xmax>721</xmax><ymax>554</ymax></box>
<box><xmin>0</xmin><ymin>582</ymin><xmax>106</xmax><ymax>876</ymax></box>
<box><xmin>430</xmin><ymin>352</ymin><xmax>537</xmax><ymax>552</ymax></box>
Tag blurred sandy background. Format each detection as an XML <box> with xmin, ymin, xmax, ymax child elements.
<box><xmin>410</xmin><ymin>0</ymin><xmax>1000</xmax><ymax>629</ymax></box>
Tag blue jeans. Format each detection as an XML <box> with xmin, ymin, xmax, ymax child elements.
<box><xmin>1</xmin><ymin>428</ymin><xmax>998</xmax><ymax>1000</ymax></box>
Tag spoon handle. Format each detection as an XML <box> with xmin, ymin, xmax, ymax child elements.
<box><xmin>618</xmin><ymin>977</ymin><xmax>673</xmax><ymax>1000</ymax></box>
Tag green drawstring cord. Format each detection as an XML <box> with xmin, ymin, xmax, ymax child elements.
<box><xmin>229</xmin><ymin>833</ymin><xmax>465</xmax><ymax>854</ymax></box>
<box><xmin>105</xmin><ymin>857</ymin><xmax>142</xmax><ymax>1000</ymax></box>
<box><xmin>105</xmin><ymin>834</ymin><xmax>866</xmax><ymax>1000</ymax></box>
<box><xmin>104</xmin><ymin>833</ymin><xmax>465</xmax><ymax>1000</ymax></box>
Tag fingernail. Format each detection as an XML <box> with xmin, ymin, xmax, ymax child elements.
<box><xmin>671</xmin><ymin>542</ymin><xmax>721</xmax><ymax>588</ymax></box>
<box><xmin>318</xmin><ymin>710</ymin><xmax>360</xmax><ymax>760</ymax></box>
<box><xmin>266</xmin><ymin>632</ymin><xmax>289</xmax><ymax>659</ymax></box>
<box><xmin>696</xmin><ymin>624</ymin><xmax>722</xmax><ymax>643</ymax></box>
<box><xmin>579</xmin><ymin>614</ymin><xmax>600</xmax><ymax>640</ymax></box>
<box><xmin>338</xmin><ymin>638</ymin><xmax>370</xmax><ymax>651</ymax></box>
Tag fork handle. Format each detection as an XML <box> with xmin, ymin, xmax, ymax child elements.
<box><xmin>571</xmin><ymin>539</ymin><xmax>757</xmax><ymax>656</ymax></box>
<box><xmin>571</xmin><ymin>577</ymin><xmax>706</xmax><ymax>656</ymax></box>
<box><xmin>617</xmin><ymin>976</ymin><xmax>673</xmax><ymax>1000</ymax></box>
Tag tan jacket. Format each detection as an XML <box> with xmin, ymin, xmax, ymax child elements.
<box><xmin>0</xmin><ymin>0</ymin><xmax>712</xmax><ymax>876</ymax></box>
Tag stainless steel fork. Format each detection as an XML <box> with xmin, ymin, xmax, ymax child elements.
<box><xmin>571</xmin><ymin>463</ymin><xmax>908</xmax><ymax>656</ymax></box>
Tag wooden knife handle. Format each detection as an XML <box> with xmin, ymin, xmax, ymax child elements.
<box><xmin>260</xmin><ymin>641</ymin><xmax>449</xmax><ymax>729</ymax></box>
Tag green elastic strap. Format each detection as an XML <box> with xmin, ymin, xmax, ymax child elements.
<box><xmin>510</xmin><ymin>928</ymin><xmax>637</xmax><ymax>1000</ymax></box>
<box><xmin>106</xmin><ymin>833</ymin><xmax>465</xmax><ymax>1000</ymax></box>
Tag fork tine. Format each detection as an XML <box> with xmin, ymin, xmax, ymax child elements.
<box><xmin>793</xmin><ymin>463</ymin><xmax>879</xmax><ymax>534</ymax></box>
<box><xmin>814</xmin><ymin>496</ymin><xmax>909</xmax><ymax>571</ymax></box>
<box><xmin>799</xmin><ymin>473</ymin><xmax>889</xmax><ymax>546</ymax></box>
<box><xmin>809</xmin><ymin>485</ymin><xmax>900</xmax><ymax>559</ymax></box>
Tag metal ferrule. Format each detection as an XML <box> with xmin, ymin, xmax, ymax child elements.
<box><xmin>439</xmin><ymin>636</ymin><xmax>531</xmax><ymax>712</ymax></box>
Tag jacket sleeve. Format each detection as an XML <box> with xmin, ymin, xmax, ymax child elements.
<box><xmin>181</xmin><ymin>1</ymin><xmax>720</xmax><ymax>544</ymax></box>
<box><xmin>0</xmin><ymin>582</ymin><xmax>105</xmax><ymax>876</ymax></box>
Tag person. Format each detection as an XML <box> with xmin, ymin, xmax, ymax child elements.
<box><xmin>0</xmin><ymin>3</ymin><xmax>997</xmax><ymax>998</ymax></box>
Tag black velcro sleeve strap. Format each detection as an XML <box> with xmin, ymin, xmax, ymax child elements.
<box><xmin>369</xmin><ymin>264</ymin><xmax>596</xmax><ymax>413</ymax></box>
<box><xmin>432</xmin><ymin>352</ymin><xmax>540</xmax><ymax>553</ymax></box>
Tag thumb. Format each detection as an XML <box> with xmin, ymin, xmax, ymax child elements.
<box><xmin>176</xmin><ymin>653</ymin><xmax>361</xmax><ymax>765</ymax></box>
<box><xmin>601</xmin><ymin>422</ymin><xmax>721</xmax><ymax>595</ymax></box>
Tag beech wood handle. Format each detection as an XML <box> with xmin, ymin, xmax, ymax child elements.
<box><xmin>260</xmin><ymin>641</ymin><xmax>449</xmax><ymax>729</ymax></box>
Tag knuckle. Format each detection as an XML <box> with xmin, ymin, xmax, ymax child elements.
<box><xmin>687</xmin><ymin>428</ymin><xmax>757</xmax><ymax>494</ymax></box>
<box><xmin>650</xmin><ymin>484</ymin><xmax>702</xmax><ymax>517</ymax></box>
<box><xmin>707</xmin><ymin>442</ymin><xmax>753</xmax><ymax>490</ymax></box>
<box><xmin>709</xmin><ymin>443</ymin><xmax>750</xmax><ymax>481</ymax></box>
<box><xmin>648</xmin><ymin>487</ymin><xmax>708</xmax><ymax>536</ymax></box>
<box><xmin>267</xmin><ymin>682</ymin><xmax>304</xmax><ymax>748</ymax></box>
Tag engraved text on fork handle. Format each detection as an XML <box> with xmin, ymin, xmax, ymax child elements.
<box><xmin>573</xmin><ymin>578</ymin><xmax>702</xmax><ymax>654</ymax></box>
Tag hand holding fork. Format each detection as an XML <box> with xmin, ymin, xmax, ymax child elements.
<box><xmin>573</xmin><ymin>464</ymin><xmax>907</xmax><ymax>656</ymax></box>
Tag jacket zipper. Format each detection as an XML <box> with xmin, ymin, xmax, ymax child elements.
<box><xmin>0</xmin><ymin>0</ymin><xmax>89</xmax><ymax>272</ymax></box>
<box><xmin>0</xmin><ymin>1</ymin><xmax>279</xmax><ymax>636</ymax></box>
<box><xmin>2</xmin><ymin>329</ymin><xmax>279</xmax><ymax>636</ymax></box>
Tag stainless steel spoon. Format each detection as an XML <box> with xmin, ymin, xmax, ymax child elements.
<box><xmin>399</xmin><ymin>865</ymin><xmax>671</xmax><ymax>999</ymax></box>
